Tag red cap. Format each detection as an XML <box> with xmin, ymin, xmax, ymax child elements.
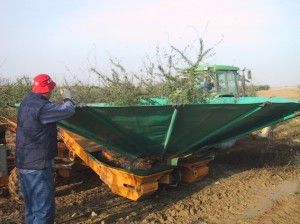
<box><xmin>32</xmin><ymin>74</ymin><xmax>56</xmax><ymax>93</ymax></box>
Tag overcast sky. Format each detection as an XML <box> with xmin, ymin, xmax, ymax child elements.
<box><xmin>1</xmin><ymin>0</ymin><xmax>299</xmax><ymax>87</ymax></box>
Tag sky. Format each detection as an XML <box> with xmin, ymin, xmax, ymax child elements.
<box><xmin>0</xmin><ymin>0</ymin><xmax>300</xmax><ymax>87</ymax></box>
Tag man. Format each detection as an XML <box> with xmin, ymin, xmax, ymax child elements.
<box><xmin>203</xmin><ymin>76</ymin><xmax>214</xmax><ymax>92</ymax></box>
<box><xmin>15</xmin><ymin>74</ymin><xmax>75</xmax><ymax>224</ymax></box>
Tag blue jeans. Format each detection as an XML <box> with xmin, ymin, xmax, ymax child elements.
<box><xmin>19</xmin><ymin>166</ymin><xmax>55</xmax><ymax>224</ymax></box>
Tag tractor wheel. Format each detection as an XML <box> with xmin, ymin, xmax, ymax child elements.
<box><xmin>8</xmin><ymin>167</ymin><xmax>24</xmax><ymax>204</ymax></box>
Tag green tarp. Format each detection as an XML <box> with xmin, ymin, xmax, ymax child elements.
<box><xmin>58</xmin><ymin>97</ymin><xmax>300</xmax><ymax>160</ymax></box>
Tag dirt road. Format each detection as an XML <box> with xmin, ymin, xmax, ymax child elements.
<box><xmin>1</xmin><ymin>134</ymin><xmax>299</xmax><ymax>224</ymax></box>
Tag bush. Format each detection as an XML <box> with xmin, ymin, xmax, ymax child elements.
<box><xmin>0</xmin><ymin>37</ymin><xmax>220</xmax><ymax>109</ymax></box>
<box><xmin>0</xmin><ymin>76</ymin><xmax>32</xmax><ymax>117</ymax></box>
<box><xmin>257</xmin><ymin>85</ymin><xmax>271</xmax><ymax>91</ymax></box>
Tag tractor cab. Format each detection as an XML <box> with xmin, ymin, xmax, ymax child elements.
<box><xmin>193</xmin><ymin>65</ymin><xmax>251</xmax><ymax>97</ymax></box>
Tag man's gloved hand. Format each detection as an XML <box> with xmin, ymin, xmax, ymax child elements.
<box><xmin>60</xmin><ymin>88</ymin><xmax>75</xmax><ymax>105</ymax></box>
<box><xmin>76</xmin><ymin>103</ymin><xmax>87</xmax><ymax>108</ymax></box>
<box><xmin>60</xmin><ymin>88</ymin><xmax>72</xmax><ymax>99</ymax></box>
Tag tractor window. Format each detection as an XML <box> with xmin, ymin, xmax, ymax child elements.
<box><xmin>217</xmin><ymin>71</ymin><xmax>238</xmax><ymax>95</ymax></box>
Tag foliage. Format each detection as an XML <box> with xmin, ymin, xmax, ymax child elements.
<box><xmin>0</xmin><ymin>76</ymin><xmax>32</xmax><ymax>116</ymax></box>
<box><xmin>244</xmin><ymin>84</ymin><xmax>271</xmax><ymax>96</ymax></box>
<box><xmin>244</xmin><ymin>84</ymin><xmax>257</xmax><ymax>96</ymax></box>
<box><xmin>257</xmin><ymin>85</ymin><xmax>271</xmax><ymax>91</ymax></box>
<box><xmin>0</xmin><ymin>37</ymin><xmax>218</xmax><ymax>112</ymax></box>
<box><xmin>89</xmin><ymin>65</ymin><xmax>146</xmax><ymax>105</ymax></box>
<box><xmin>89</xmin><ymin>38</ymin><xmax>214</xmax><ymax>105</ymax></box>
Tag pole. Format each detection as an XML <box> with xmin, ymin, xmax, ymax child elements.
<box><xmin>242</xmin><ymin>68</ymin><xmax>246</xmax><ymax>96</ymax></box>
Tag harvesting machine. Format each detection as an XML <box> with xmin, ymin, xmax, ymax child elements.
<box><xmin>1</xmin><ymin>65</ymin><xmax>300</xmax><ymax>202</ymax></box>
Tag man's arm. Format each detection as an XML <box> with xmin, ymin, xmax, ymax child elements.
<box><xmin>39</xmin><ymin>101</ymin><xmax>75</xmax><ymax>124</ymax></box>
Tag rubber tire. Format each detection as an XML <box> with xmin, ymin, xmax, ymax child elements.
<box><xmin>8</xmin><ymin>167</ymin><xmax>24</xmax><ymax>204</ymax></box>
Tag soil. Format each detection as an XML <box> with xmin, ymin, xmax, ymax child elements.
<box><xmin>256</xmin><ymin>86</ymin><xmax>300</xmax><ymax>100</ymax></box>
<box><xmin>0</xmin><ymin>87</ymin><xmax>300</xmax><ymax>224</ymax></box>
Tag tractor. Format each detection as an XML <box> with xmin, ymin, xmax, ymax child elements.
<box><xmin>190</xmin><ymin>64</ymin><xmax>252</xmax><ymax>97</ymax></box>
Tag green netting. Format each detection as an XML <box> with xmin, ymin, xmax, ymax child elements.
<box><xmin>58</xmin><ymin>97</ymin><xmax>300</xmax><ymax>160</ymax></box>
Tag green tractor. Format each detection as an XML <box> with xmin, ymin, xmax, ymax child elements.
<box><xmin>192</xmin><ymin>64</ymin><xmax>274</xmax><ymax>140</ymax></box>
<box><xmin>191</xmin><ymin>64</ymin><xmax>252</xmax><ymax>97</ymax></box>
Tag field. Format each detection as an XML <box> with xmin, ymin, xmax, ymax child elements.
<box><xmin>257</xmin><ymin>86</ymin><xmax>300</xmax><ymax>99</ymax></box>
<box><xmin>0</xmin><ymin>87</ymin><xmax>300</xmax><ymax>224</ymax></box>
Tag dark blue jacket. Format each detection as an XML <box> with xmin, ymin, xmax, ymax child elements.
<box><xmin>15</xmin><ymin>92</ymin><xmax>57</xmax><ymax>169</ymax></box>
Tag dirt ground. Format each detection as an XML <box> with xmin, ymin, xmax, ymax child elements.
<box><xmin>0</xmin><ymin>87</ymin><xmax>300</xmax><ymax>224</ymax></box>
<box><xmin>256</xmin><ymin>86</ymin><xmax>300</xmax><ymax>100</ymax></box>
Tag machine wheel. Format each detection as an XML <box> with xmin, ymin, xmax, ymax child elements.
<box><xmin>8</xmin><ymin>167</ymin><xmax>24</xmax><ymax>204</ymax></box>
